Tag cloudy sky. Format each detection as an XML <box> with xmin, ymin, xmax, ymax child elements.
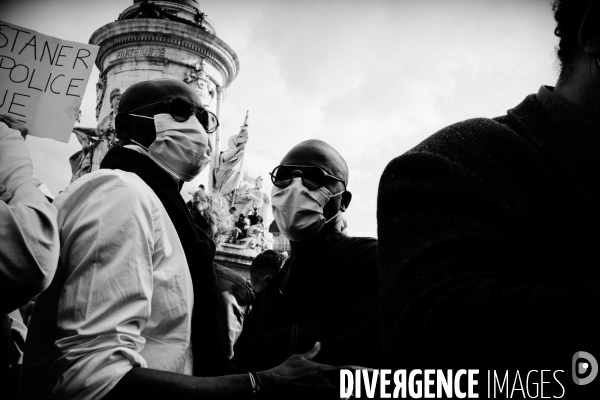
<box><xmin>1</xmin><ymin>0</ymin><xmax>558</xmax><ymax>237</ymax></box>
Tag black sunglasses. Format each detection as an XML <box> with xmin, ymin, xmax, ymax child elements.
<box><xmin>125</xmin><ymin>97</ymin><xmax>220</xmax><ymax>133</ymax></box>
<box><xmin>269</xmin><ymin>165</ymin><xmax>347</xmax><ymax>191</ymax></box>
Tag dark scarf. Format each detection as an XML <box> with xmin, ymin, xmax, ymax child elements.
<box><xmin>101</xmin><ymin>146</ymin><xmax>224</xmax><ymax>376</ymax></box>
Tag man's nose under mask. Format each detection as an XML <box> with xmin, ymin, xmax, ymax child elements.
<box><xmin>134</xmin><ymin>114</ymin><xmax>211</xmax><ymax>182</ymax></box>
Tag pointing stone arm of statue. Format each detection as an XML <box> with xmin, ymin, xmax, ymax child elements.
<box><xmin>72</xmin><ymin>127</ymin><xmax>100</xmax><ymax>146</ymax></box>
<box><xmin>219</xmin><ymin>113</ymin><xmax>249</xmax><ymax>164</ymax></box>
<box><xmin>220</xmin><ymin>141</ymin><xmax>246</xmax><ymax>164</ymax></box>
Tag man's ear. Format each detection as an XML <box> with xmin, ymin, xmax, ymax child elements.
<box><xmin>263</xmin><ymin>275</ymin><xmax>272</xmax><ymax>286</ymax></box>
<box><xmin>114</xmin><ymin>113</ymin><xmax>134</xmax><ymax>144</ymax></box>
<box><xmin>340</xmin><ymin>190</ymin><xmax>352</xmax><ymax>212</ymax></box>
<box><xmin>579</xmin><ymin>0</ymin><xmax>600</xmax><ymax>58</ymax></box>
<box><xmin>114</xmin><ymin>112</ymin><xmax>126</xmax><ymax>134</ymax></box>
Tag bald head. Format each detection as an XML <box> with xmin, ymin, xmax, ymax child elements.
<box><xmin>276</xmin><ymin>139</ymin><xmax>352</xmax><ymax>232</ymax></box>
<box><xmin>280</xmin><ymin>139</ymin><xmax>349</xmax><ymax>185</ymax></box>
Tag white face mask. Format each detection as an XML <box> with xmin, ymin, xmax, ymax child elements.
<box><xmin>133</xmin><ymin>114</ymin><xmax>211</xmax><ymax>182</ymax></box>
<box><xmin>271</xmin><ymin>177</ymin><xmax>343</xmax><ymax>241</ymax></box>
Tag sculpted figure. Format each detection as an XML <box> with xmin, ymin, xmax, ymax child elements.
<box><xmin>69</xmin><ymin>88</ymin><xmax>124</xmax><ymax>182</ymax></box>
<box><xmin>183</xmin><ymin>59</ymin><xmax>216</xmax><ymax>108</ymax></box>
<box><xmin>213</xmin><ymin>112</ymin><xmax>249</xmax><ymax>198</ymax></box>
<box><xmin>94</xmin><ymin>75</ymin><xmax>107</xmax><ymax>120</ymax></box>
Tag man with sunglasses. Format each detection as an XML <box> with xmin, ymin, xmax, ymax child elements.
<box><xmin>21</xmin><ymin>80</ymin><xmax>353</xmax><ymax>399</ymax></box>
<box><xmin>238</xmin><ymin>140</ymin><xmax>380</xmax><ymax>371</ymax></box>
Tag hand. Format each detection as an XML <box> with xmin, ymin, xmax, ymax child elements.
<box><xmin>19</xmin><ymin>300</ymin><xmax>35</xmax><ymax>326</ymax></box>
<box><xmin>258</xmin><ymin>342</ymin><xmax>363</xmax><ymax>400</ymax></box>
<box><xmin>0</xmin><ymin>185</ymin><xmax>12</xmax><ymax>203</ymax></box>
<box><xmin>0</xmin><ymin>114</ymin><xmax>28</xmax><ymax>138</ymax></box>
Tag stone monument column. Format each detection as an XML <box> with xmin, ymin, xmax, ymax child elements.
<box><xmin>89</xmin><ymin>0</ymin><xmax>239</xmax><ymax>189</ymax></box>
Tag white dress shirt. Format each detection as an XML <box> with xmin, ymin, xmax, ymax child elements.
<box><xmin>21</xmin><ymin>163</ymin><xmax>194</xmax><ymax>400</ymax></box>
<box><xmin>0</xmin><ymin>122</ymin><xmax>59</xmax><ymax>313</ymax></box>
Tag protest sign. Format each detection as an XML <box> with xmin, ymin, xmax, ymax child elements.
<box><xmin>0</xmin><ymin>21</ymin><xmax>99</xmax><ymax>142</ymax></box>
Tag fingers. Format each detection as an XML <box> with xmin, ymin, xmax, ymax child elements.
<box><xmin>0</xmin><ymin>114</ymin><xmax>28</xmax><ymax>138</ymax></box>
<box><xmin>0</xmin><ymin>185</ymin><xmax>12</xmax><ymax>202</ymax></box>
<box><xmin>300</xmin><ymin>341</ymin><xmax>321</xmax><ymax>361</ymax></box>
<box><xmin>343</xmin><ymin>365</ymin><xmax>373</xmax><ymax>372</ymax></box>
<box><xmin>0</xmin><ymin>114</ymin><xmax>19</xmax><ymax>126</ymax></box>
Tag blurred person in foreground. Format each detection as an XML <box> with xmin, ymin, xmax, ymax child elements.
<box><xmin>21</xmin><ymin>80</ymin><xmax>355</xmax><ymax>400</ymax></box>
<box><xmin>250</xmin><ymin>250</ymin><xmax>285</xmax><ymax>294</ymax></box>
<box><xmin>189</xmin><ymin>189</ymin><xmax>254</xmax><ymax>373</ymax></box>
<box><xmin>238</xmin><ymin>140</ymin><xmax>380</xmax><ymax>371</ymax></box>
<box><xmin>378</xmin><ymin>0</ymin><xmax>600</xmax><ymax>374</ymax></box>
<box><xmin>0</xmin><ymin>114</ymin><xmax>59</xmax><ymax>395</ymax></box>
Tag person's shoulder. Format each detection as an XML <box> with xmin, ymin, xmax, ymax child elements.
<box><xmin>54</xmin><ymin>169</ymin><xmax>155</xmax><ymax>211</ymax></box>
<box><xmin>382</xmin><ymin>99</ymin><xmax>541</xmax><ymax>181</ymax></box>
<box><xmin>412</xmin><ymin>116</ymin><xmax>517</xmax><ymax>155</ymax></box>
<box><xmin>407</xmin><ymin>95</ymin><xmax>540</xmax><ymax>159</ymax></box>
<box><xmin>215</xmin><ymin>264</ymin><xmax>248</xmax><ymax>288</ymax></box>
<box><xmin>343</xmin><ymin>235</ymin><xmax>377</xmax><ymax>254</ymax></box>
<box><xmin>336</xmin><ymin>234</ymin><xmax>377</xmax><ymax>247</ymax></box>
<box><xmin>215</xmin><ymin>264</ymin><xmax>254</xmax><ymax>305</ymax></box>
<box><xmin>327</xmin><ymin>233</ymin><xmax>378</xmax><ymax>260</ymax></box>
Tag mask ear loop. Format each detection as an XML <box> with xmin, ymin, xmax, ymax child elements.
<box><xmin>324</xmin><ymin>210</ymin><xmax>340</xmax><ymax>224</ymax></box>
<box><xmin>130</xmin><ymin>139</ymin><xmax>149</xmax><ymax>152</ymax></box>
<box><xmin>128</xmin><ymin>113</ymin><xmax>154</xmax><ymax>120</ymax></box>
<box><xmin>323</xmin><ymin>188</ymin><xmax>346</xmax><ymax>224</ymax></box>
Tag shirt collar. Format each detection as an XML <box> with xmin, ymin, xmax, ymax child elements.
<box><xmin>532</xmin><ymin>85</ymin><xmax>600</xmax><ymax>211</ymax></box>
<box><xmin>536</xmin><ymin>85</ymin><xmax>600</xmax><ymax>138</ymax></box>
<box><xmin>123</xmin><ymin>144</ymin><xmax>179</xmax><ymax>182</ymax></box>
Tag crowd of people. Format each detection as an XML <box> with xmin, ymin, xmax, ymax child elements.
<box><xmin>1</xmin><ymin>1</ymin><xmax>600</xmax><ymax>398</ymax></box>
<box><xmin>224</xmin><ymin>207</ymin><xmax>266</xmax><ymax>246</ymax></box>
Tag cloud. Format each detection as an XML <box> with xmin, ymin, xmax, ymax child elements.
<box><xmin>7</xmin><ymin>0</ymin><xmax>560</xmax><ymax>238</ymax></box>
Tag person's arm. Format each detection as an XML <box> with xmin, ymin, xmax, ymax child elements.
<box><xmin>106</xmin><ymin>342</ymin><xmax>348</xmax><ymax>400</ymax></box>
<box><xmin>377</xmin><ymin>128</ymin><xmax>600</xmax><ymax>367</ymax></box>
<box><xmin>214</xmin><ymin>266</ymin><xmax>254</xmax><ymax>372</ymax></box>
<box><xmin>0</xmin><ymin>119</ymin><xmax>59</xmax><ymax>313</ymax></box>
<box><xmin>46</xmin><ymin>174</ymin><xmax>157</xmax><ymax>399</ymax></box>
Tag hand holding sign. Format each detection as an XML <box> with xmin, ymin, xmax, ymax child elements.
<box><xmin>0</xmin><ymin>21</ymin><xmax>99</xmax><ymax>142</ymax></box>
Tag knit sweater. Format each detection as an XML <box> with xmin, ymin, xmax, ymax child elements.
<box><xmin>378</xmin><ymin>86</ymin><xmax>600</xmax><ymax>371</ymax></box>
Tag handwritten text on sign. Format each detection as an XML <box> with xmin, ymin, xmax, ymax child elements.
<box><xmin>0</xmin><ymin>21</ymin><xmax>99</xmax><ymax>142</ymax></box>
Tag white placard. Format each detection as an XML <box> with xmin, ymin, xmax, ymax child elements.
<box><xmin>0</xmin><ymin>20</ymin><xmax>99</xmax><ymax>142</ymax></box>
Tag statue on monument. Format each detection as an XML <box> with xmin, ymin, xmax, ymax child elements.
<box><xmin>211</xmin><ymin>112</ymin><xmax>274</xmax><ymax>251</ymax></box>
<box><xmin>69</xmin><ymin>87</ymin><xmax>124</xmax><ymax>182</ymax></box>
<box><xmin>224</xmin><ymin>173</ymin><xmax>273</xmax><ymax>251</ymax></box>
<box><xmin>183</xmin><ymin>58</ymin><xmax>216</xmax><ymax>108</ymax></box>
<box><xmin>213</xmin><ymin>111</ymin><xmax>249</xmax><ymax>199</ymax></box>
<box><xmin>95</xmin><ymin>75</ymin><xmax>107</xmax><ymax>120</ymax></box>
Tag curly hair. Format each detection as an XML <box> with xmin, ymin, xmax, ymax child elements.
<box><xmin>552</xmin><ymin>0</ymin><xmax>592</xmax><ymax>78</ymax></box>
<box><xmin>250</xmin><ymin>250</ymin><xmax>285</xmax><ymax>283</ymax></box>
<box><xmin>189</xmin><ymin>190</ymin><xmax>230</xmax><ymax>241</ymax></box>
<box><xmin>109</xmin><ymin>87</ymin><xmax>125</xmax><ymax>104</ymax></box>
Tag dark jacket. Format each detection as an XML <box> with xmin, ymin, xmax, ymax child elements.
<box><xmin>378</xmin><ymin>87</ymin><xmax>600</xmax><ymax>372</ymax></box>
<box><xmin>238</xmin><ymin>230</ymin><xmax>379</xmax><ymax>370</ymax></box>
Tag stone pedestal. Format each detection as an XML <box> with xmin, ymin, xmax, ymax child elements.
<box><xmin>89</xmin><ymin>0</ymin><xmax>239</xmax><ymax>184</ymax></box>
